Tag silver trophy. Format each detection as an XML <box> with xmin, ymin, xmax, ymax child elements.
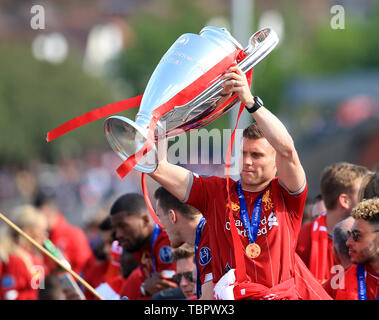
<box><xmin>104</xmin><ymin>26</ymin><xmax>279</xmax><ymax>173</ymax></box>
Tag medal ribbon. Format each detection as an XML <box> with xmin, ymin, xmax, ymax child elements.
<box><xmin>150</xmin><ymin>223</ymin><xmax>162</xmax><ymax>274</ymax></box>
<box><xmin>236</xmin><ymin>180</ymin><xmax>263</xmax><ymax>244</ymax></box>
<box><xmin>357</xmin><ymin>264</ymin><xmax>367</xmax><ymax>300</ymax></box>
<box><xmin>195</xmin><ymin>217</ymin><xmax>206</xmax><ymax>299</ymax></box>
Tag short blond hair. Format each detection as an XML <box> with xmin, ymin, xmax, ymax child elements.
<box><xmin>0</xmin><ymin>205</ymin><xmax>46</xmax><ymax>265</ymax></box>
<box><xmin>351</xmin><ymin>198</ymin><xmax>379</xmax><ymax>224</ymax></box>
<box><xmin>320</xmin><ymin>162</ymin><xmax>368</xmax><ymax>210</ymax></box>
<box><xmin>12</xmin><ymin>205</ymin><xmax>47</xmax><ymax>231</ymax></box>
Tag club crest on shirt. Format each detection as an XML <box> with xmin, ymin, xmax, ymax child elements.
<box><xmin>262</xmin><ymin>189</ymin><xmax>273</xmax><ymax>211</ymax></box>
<box><xmin>226</xmin><ymin>201</ymin><xmax>240</xmax><ymax>211</ymax></box>
<box><xmin>159</xmin><ymin>246</ymin><xmax>173</xmax><ymax>264</ymax></box>
<box><xmin>199</xmin><ymin>247</ymin><xmax>211</xmax><ymax>266</ymax></box>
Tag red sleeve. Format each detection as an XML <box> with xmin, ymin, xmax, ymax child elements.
<box><xmin>153</xmin><ymin>230</ymin><xmax>176</xmax><ymax>273</ymax></box>
<box><xmin>333</xmin><ymin>265</ymin><xmax>359</xmax><ymax>300</ymax></box>
<box><xmin>296</xmin><ymin>222</ymin><xmax>313</xmax><ymax>267</ymax></box>
<box><xmin>277</xmin><ymin>179</ymin><xmax>308</xmax><ymax>221</ymax></box>
<box><xmin>185</xmin><ymin>174</ymin><xmax>226</xmax><ymax>220</ymax></box>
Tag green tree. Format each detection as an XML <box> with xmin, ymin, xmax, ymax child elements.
<box><xmin>0</xmin><ymin>43</ymin><xmax>113</xmax><ymax>165</ymax></box>
<box><xmin>117</xmin><ymin>0</ymin><xmax>208</xmax><ymax>96</ymax></box>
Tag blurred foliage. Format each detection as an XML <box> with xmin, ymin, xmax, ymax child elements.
<box><xmin>117</xmin><ymin>0</ymin><xmax>208</xmax><ymax>95</ymax></box>
<box><xmin>2</xmin><ymin>0</ymin><xmax>379</xmax><ymax>165</ymax></box>
<box><xmin>116</xmin><ymin>0</ymin><xmax>230</xmax><ymax>133</ymax></box>
<box><xmin>0</xmin><ymin>43</ymin><xmax>113</xmax><ymax>165</ymax></box>
<box><xmin>294</xmin><ymin>6</ymin><xmax>379</xmax><ymax>75</ymax></box>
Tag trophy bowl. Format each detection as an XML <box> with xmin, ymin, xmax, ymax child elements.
<box><xmin>104</xmin><ymin>26</ymin><xmax>279</xmax><ymax>173</ymax></box>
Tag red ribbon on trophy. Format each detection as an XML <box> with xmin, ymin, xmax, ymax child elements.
<box><xmin>46</xmin><ymin>48</ymin><xmax>251</xmax><ymax>231</ymax></box>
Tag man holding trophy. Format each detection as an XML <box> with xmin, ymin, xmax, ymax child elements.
<box><xmin>148</xmin><ymin>63</ymin><xmax>332</xmax><ymax>299</ymax></box>
<box><xmin>47</xmin><ymin>26</ymin><xmax>332</xmax><ymax>299</ymax></box>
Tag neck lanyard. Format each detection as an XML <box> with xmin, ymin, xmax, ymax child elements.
<box><xmin>357</xmin><ymin>264</ymin><xmax>367</xmax><ymax>300</ymax></box>
<box><xmin>357</xmin><ymin>264</ymin><xmax>379</xmax><ymax>300</ymax></box>
<box><xmin>151</xmin><ymin>223</ymin><xmax>161</xmax><ymax>274</ymax></box>
<box><xmin>236</xmin><ymin>180</ymin><xmax>263</xmax><ymax>244</ymax></box>
<box><xmin>195</xmin><ymin>217</ymin><xmax>206</xmax><ymax>299</ymax></box>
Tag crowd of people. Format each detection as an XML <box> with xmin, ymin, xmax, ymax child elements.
<box><xmin>0</xmin><ymin>65</ymin><xmax>378</xmax><ymax>300</ymax></box>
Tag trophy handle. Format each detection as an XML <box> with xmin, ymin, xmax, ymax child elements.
<box><xmin>104</xmin><ymin>116</ymin><xmax>158</xmax><ymax>173</ymax></box>
<box><xmin>239</xmin><ymin>27</ymin><xmax>279</xmax><ymax>72</ymax></box>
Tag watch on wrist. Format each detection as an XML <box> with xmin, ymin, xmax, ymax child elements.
<box><xmin>246</xmin><ymin>96</ymin><xmax>264</xmax><ymax>113</ymax></box>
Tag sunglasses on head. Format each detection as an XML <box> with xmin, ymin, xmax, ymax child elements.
<box><xmin>348</xmin><ymin>229</ymin><xmax>379</xmax><ymax>242</ymax></box>
<box><xmin>173</xmin><ymin>271</ymin><xmax>194</xmax><ymax>284</ymax></box>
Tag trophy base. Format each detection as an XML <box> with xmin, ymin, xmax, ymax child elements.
<box><xmin>104</xmin><ymin>116</ymin><xmax>158</xmax><ymax>173</ymax></box>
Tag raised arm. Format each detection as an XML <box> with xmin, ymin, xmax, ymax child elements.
<box><xmin>222</xmin><ymin>66</ymin><xmax>306</xmax><ymax>193</ymax></box>
<box><xmin>148</xmin><ymin>138</ymin><xmax>191</xmax><ymax>202</ymax></box>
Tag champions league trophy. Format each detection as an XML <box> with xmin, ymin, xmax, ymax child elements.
<box><xmin>104</xmin><ymin>26</ymin><xmax>279</xmax><ymax>173</ymax></box>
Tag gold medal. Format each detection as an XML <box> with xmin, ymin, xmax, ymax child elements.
<box><xmin>245</xmin><ymin>243</ymin><xmax>261</xmax><ymax>259</ymax></box>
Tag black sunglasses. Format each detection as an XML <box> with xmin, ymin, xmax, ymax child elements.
<box><xmin>173</xmin><ymin>271</ymin><xmax>194</xmax><ymax>284</ymax></box>
<box><xmin>348</xmin><ymin>229</ymin><xmax>379</xmax><ymax>242</ymax></box>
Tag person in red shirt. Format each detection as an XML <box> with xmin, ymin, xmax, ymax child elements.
<box><xmin>110</xmin><ymin>193</ymin><xmax>177</xmax><ymax>299</ymax></box>
<box><xmin>0</xmin><ymin>205</ymin><xmax>49</xmax><ymax>300</ymax></box>
<box><xmin>296</xmin><ymin>162</ymin><xmax>368</xmax><ymax>284</ymax></box>
<box><xmin>154</xmin><ymin>186</ymin><xmax>213</xmax><ymax>299</ymax></box>
<box><xmin>34</xmin><ymin>189</ymin><xmax>93</xmax><ymax>275</ymax></box>
<box><xmin>322</xmin><ymin>216</ymin><xmax>354</xmax><ymax>296</ymax></box>
<box><xmin>148</xmin><ymin>65</ymin><xmax>330</xmax><ymax>300</ymax></box>
<box><xmin>94</xmin><ymin>247</ymin><xmax>138</xmax><ymax>300</ymax></box>
<box><xmin>326</xmin><ymin>198</ymin><xmax>379</xmax><ymax>300</ymax></box>
<box><xmin>301</xmin><ymin>194</ymin><xmax>326</xmax><ymax>226</ymax></box>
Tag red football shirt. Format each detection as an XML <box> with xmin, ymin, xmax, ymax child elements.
<box><xmin>323</xmin><ymin>264</ymin><xmax>379</xmax><ymax>300</ymax></box>
<box><xmin>133</xmin><ymin>227</ymin><xmax>176</xmax><ymax>280</ymax></box>
<box><xmin>123</xmin><ymin>228</ymin><xmax>176</xmax><ymax>300</ymax></box>
<box><xmin>185</xmin><ymin>174</ymin><xmax>307</xmax><ymax>288</ymax></box>
<box><xmin>0</xmin><ymin>250</ymin><xmax>47</xmax><ymax>300</ymax></box>
<box><xmin>296</xmin><ymin>214</ymin><xmax>335</xmax><ymax>283</ymax></box>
